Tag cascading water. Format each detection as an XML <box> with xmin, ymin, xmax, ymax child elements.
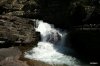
<box><xmin>24</xmin><ymin>20</ymin><xmax>81</xmax><ymax>66</ymax></box>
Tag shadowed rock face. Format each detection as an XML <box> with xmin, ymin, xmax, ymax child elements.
<box><xmin>37</xmin><ymin>0</ymin><xmax>100</xmax><ymax>30</ymax></box>
<box><xmin>38</xmin><ymin>0</ymin><xmax>72</xmax><ymax>29</ymax></box>
<box><xmin>68</xmin><ymin>30</ymin><xmax>100</xmax><ymax>63</ymax></box>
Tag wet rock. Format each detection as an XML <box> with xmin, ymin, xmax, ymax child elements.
<box><xmin>35</xmin><ymin>32</ymin><xmax>41</xmax><ymax>41</ymax></box>
<box><xmin>39</xmin><ymin>0</ymin><xmax>72</xmax><ymax>29</ymax></box>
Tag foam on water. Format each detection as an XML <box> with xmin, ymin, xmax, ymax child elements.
<box><xmin>24</xmin><ymin>20</ymin><xmax>81</xmax><ymax>66</ymax></box>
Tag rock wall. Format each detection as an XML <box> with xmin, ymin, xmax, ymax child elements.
<box><xmin>0</xmin><ymin>0</ymin><xmax>40</xmax><ymax>18</ymax></box>
<box><xmin>0</xmin><ymin>15</ymin><xmax>40</xmax><ymax>48</ymax></box>
<box><xmin>0</xmin><ymin>1</ymin><xmax>40</xmax><ymax>65</ymax></box>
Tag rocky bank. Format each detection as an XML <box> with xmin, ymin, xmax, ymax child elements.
<box><xmin>0</xmin><ymin>15</ymin><xmax>40</xmax><ymax>47</ymax></box>
<box><xmin>0</xmin><ymin>0</ymin><xmax>40</xmax><ymax>66</ymax></box>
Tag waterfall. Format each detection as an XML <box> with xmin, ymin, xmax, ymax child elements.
<box><xmin>24</xmin><ymin>20</ymin><xmax>81</xmax><ymax>66</ymax></box>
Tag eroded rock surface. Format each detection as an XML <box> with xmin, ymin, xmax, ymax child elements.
<box><xmin>0</xmin><ymin>0</ymin><xmax>40</xmax><ymax>18</ymax></box>
<box><xmin>0</xmin><ymin>15</ymin><xmax>39</xmax><ymax>47</ymax></box>
<box><xmin>0</xmin><ymin>47</ymin><xmax>29</xmax><ymax>66</ymax></box>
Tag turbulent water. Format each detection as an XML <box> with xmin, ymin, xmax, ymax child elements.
<box><xmin>25</xmin><ymin>20</ymin><xmax>81</xmax><ymax>66</ymax></box>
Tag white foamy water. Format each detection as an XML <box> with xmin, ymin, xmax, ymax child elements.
<box><xmin>25</xmin><ymin>20</ymin><xmax>81</xmax><ymax>66</ymax></box>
